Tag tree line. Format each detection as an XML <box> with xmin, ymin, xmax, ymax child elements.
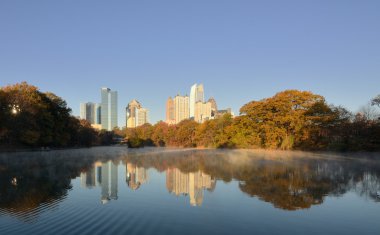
<box><xmin>126</xmin><ymin>90</ymin><xmax>380</xmax><ymax>151</ymax></box>
<box><xmin>1</xmin><ymin>82</ymin><xmax>379</xmax><ymax>151</ymax></box>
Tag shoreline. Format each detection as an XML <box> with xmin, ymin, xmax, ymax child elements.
<box><xmin>1</xmin><ymin>145</ymin><xmax>380</xmax><ymax>157</ymax></box>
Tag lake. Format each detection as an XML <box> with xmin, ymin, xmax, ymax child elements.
<box><xmin>0</xmin><ymin>147</ymin><xmax>379</xmax><ymax>235</ymax></box>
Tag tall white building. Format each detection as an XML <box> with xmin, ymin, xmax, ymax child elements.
<box><xmin>101</xmin><ymin>87</ymin><xmax>118</xmax><ymax>131</ymax></box>
<box><xmin>189</xmin><ymin>83</ymin><xmax>205</xmax><ymax>118</ymax></box>
<box><xmin>174</xmin><ymin>94</ymin><xmax>190</xmax><ymax>124</ymax></box>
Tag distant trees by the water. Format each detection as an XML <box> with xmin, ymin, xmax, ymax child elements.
<box><xmin>1</xmin><ymin>82</ymin><xmax>379</xmax><ymax>151</ymax></box>
<box><xmin>126</xmin><ymin>90</ymin><xmax>380</xmax><ymax>151</ymax></box>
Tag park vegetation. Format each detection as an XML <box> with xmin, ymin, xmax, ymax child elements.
<box><xmin>0</xmin><ymin>82</ymin><xmax>116</xmax><ymax>149</ymax></box>
<box><xmin>126</xmin><ymin>90</ymin><xmax>380</xmax><ymax>151</ymax></box>
<box><xmin>1</xmin><ymin>82</ymin><xmax>379</xmax><ymax>151</ymax></box>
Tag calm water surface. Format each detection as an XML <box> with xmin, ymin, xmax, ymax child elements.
<box><xmin>0</xmin><ymin>147</ymin><xmax>379</xmax><ymax>235</ymax></box>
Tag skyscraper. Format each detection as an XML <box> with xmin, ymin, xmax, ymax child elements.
<box><xmin>208</xmin><ymin>97</ymin><xmax>218</xmax><ymax>113</ymax></box>
<box><xmin>194</xmin><ymin>101</ymin><xmax>212</xmax><ymax>123</ymax></box>
<box><xmin>101</xmin><ymin>87</ymin><xmax>118</xmax><ymax>131</ymax></box>
<box><xmin>166</xmin><ymin>97</ymin><xmax>175</xmax><ymax>125</ymax></box>
<box><xmin>174</xmin><ymin>94</ymin><xmax>189</xmax><ymax>124</ymax></box>
<box><xmin>126</xmin><ymin>99</ymin><xmax>149</xmax><ymax>128</ymax></box>
<box><xmin>79</xmin><ymin>102</ymin><xmax>101</xmax><ymax>124</ymax></box>
<box><xmin>189</xmin><ymin>83</ymin><xmax>205</xmax><ymax>118</ymax></box>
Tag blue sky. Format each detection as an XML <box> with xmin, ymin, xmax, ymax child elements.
<box><xmin>1</xmin><ymin>0</ymin><xmax>379</xmax><ymax>126</ymax></box>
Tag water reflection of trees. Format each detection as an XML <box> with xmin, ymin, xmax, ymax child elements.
<box><xmin>0</xmin><ymin>148</ymin><xmax>379</xmax><ymax>221</ymax></box>
<box><xmin>124</xmin><ymin>150</ymin><xmax>380</xmax><ymax>210</ymax></box>
<box><xmin>0</xmin><ymin>148</ymin><xmax>125</xmax><ymax>221</ymax></box>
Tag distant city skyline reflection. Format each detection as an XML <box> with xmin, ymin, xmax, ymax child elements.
<box><xmin>0</xmin><ymin>148</ymin><xmax>379</xmax><ymax>223</ymax></box>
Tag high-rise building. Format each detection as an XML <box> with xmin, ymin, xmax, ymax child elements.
<box><xmin>166</xmin><ymin>97</ymin><xmax>175</xmax><ymax>125</ymax></box>
<box><xmin>126</xmin><ymin>99</ymin><xmax>149</xmax><ymax>128</ymax></box>
<box><xmin>101</xmin><ymin>87</ymin><xmax>118</xmax><ymax>131</ymax></box>
<box><xmin>194</xmin><ymin>101</ymin><xmax>212</xmax><ymax>123</ymax></box>
<box><xmin>190</xmin><ymin>84</ymin><xmax>205</xmax><ymax>118</ymax></box>
<box><xmin>208</xmin><ymin>97</ymin><xmax>217</xmax><ymax>113</ymax></box>
<box><xmin>174</xmin><ymin>94</ymin><xmax>189</xmax><ymax>124</ymax></box>
<box><xmin>167</xmin><ymin>83</ymin><xmax>219</xmax><ymax>124</ymax></box>
<box><xmin>80</xmin><ymin>102</ymin><xmax>101</xmax><ymax>125</ymax></box>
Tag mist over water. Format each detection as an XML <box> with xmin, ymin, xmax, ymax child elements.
<box><xmin>0</xmin><ymin>147</ymin><xmax>379</xmax><ymax>235</ymax></box>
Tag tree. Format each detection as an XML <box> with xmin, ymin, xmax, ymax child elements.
<box><xmin>371</xmin><ymin>94</ymin><xmax>380</xmax><ymax>107</ymax></box>
<box><xmin>151</xmin><ymin>121</ymin><xmax>169</xmax><ymax>146</ymax></box>
<box><xmin>0</xmin><ymin>90</ymin><xmax>9</xmax><ymax>142</ymax></box>
<box><xmin>174</xmin><ymin>120</ymin><xmax>198</xmax><ymax>147</ymax></box>
<box><xmin>0</xmin><ymin>82</ymin><xmax>98</xmax><ymax>148</ymax></box>
<box><xmin>359</xmin><ymin>102</ymin><xmax>379</xmax><ymax>120</ymax></box>
<box><xmin>239</xmin><ymin>90</ymin><xmax>327</xmax><ymax>149</ymax></box>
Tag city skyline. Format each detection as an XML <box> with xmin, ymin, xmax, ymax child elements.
<box><xmin>1</xmin><ymin>1</ymin><xmax>379</xmax><ymax>124</ymax></box>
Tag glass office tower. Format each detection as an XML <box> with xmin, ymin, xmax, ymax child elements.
<box><xmin>101</xmin><ymin>87</ymin><xmax>118</xmax><ymax>131</ymax></box>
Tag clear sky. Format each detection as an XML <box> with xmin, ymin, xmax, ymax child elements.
<box><xmin>1</xmin><ymin>0</ymin><xmax>379</xmax><ymax>126</ymax></box>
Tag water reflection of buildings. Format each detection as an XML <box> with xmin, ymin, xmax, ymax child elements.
<box><xmin>126</xmin><ymin>163</ymin><xmax>149</xmax><ymax>190</ymax></box>
<box><xmin>80</xmin><ymin>161</ymin><xmax>118</xmax><ymax>204</ymax></box>
<box><xmin>166</xmin><ymin>168</ymin><xmax>216</xmax><ymax>206</ymax></box>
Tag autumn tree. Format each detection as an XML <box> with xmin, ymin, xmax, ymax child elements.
<box><xmin>151</xmin><ymin>121</ymin><xmax>169</xmax><ymax>146</ymax></box>
<box><xmin>195</xmin><ymin>114</ymin><xmax>233</xmax><ymax>148</ymax></box>
<box><xmin>239</xmin><ymin>90</ymin><xmax>333</xmax><ymax>150</ymax></box>
<box><xmin>0</xmin><ymin>82</ymin><xmax>98</xmax><ymax>148</ymax></box>
<box><xmin>173</xmin><ymin>120</ymin><xmax>198</xmax><ymax>147</ymax></box>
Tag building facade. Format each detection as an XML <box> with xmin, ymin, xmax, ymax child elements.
<box><xmin>101</xmin><ymin>87</ymin><xmax>118</xmax><ymax>131</ymax></box>
<box><xmin>208</xmin><ymin>97</ymin><xmax>218</xmax><ymax>115</ymax></box>
<box><xmin>174</xmin><ymin>94</ymin><xmax>189</xmax><ymax>124</ymax></box>
<box><xmin>189</xmin><ymin>83</ymin><xmax>204</xmax><ymax>118</ymax></box>
<box><xmin>80</xmin><ymin>102</ymin><xmax>101</xmax><ymax>125</ymax></box>
<box><xmin>126</xmin><ymin>99</ymin><xmax>149</xmax><ymax>128</ymax></box>
<box><xmin>194</xmin><ymin>101</ymin><xmax>212</xmax><ymax>123</ymax></box>
<box><xmin>166</xmin><ymin>97</ymin><xmax>176</xmax><ymax>125</ymax></box>
<box><xmin>166</xmin><ymin>84</ymin><xmax>227</xmax><ymax>124</ymax></box>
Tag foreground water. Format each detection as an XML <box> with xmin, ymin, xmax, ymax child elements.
<box><xmin>0</xmin><ymin>147</ymin><xmax>379</xmax><ymax>235</ymax></box>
